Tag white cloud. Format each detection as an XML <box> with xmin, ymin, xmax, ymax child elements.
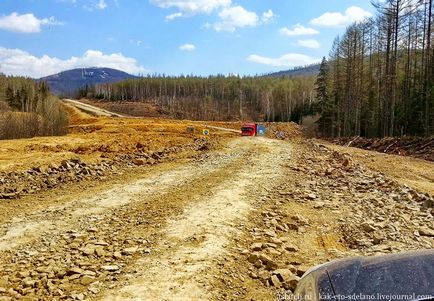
<box><xmin>214</xmin><ymin>5</ymin><xmax>259</xmax><ymax>32</ymax></box>
<box><xmin>165</xmin><ymin>12</ymin><xmax>183</xmax><ymax>21</ymax></box>
<box><xmin>280</xmin><ymin>24</ymin><xmax>319</xmax><ymax>37</ymax></box>
<box><xmin>261</xmin><ymin>9</ymin><xmax>275</xmax><ymax>24</ymax></box>
<box><xmin>310</xmin><ymin>6</ymin><xmax>372</xmax><ymax>27</ymax></box>
<box><xmin>295</xmin><ymin>39</ymin><xmax>320</xmax><ymax>49</ymax></box>
<box><xmin>0</xmin><ymin>12</ymin><xmax>62</xmax><ymax>33</ymax></box>
<box><xmin>0</xmin><ymin>47</ymin><xmax>148</xmax><ymax>78</ymax></box>
<box><xmin>96</xmin><ymin>0</ymin><xmax>107</xmax><ymax>9</ymax></box>
<box><xmin>179</xmin><ymin>43</ymin><xmax>196</xmax><ymax>51</ymax></box>
<box><xmin>247</xmin><ymin>53</ymin><xmax>319</xmax><ymax>67</ymax></box>
<box><xmin>84</xmin><ymin>0</ymin><xmax>109</xmax><ymax>11</ymax></box>
<box><xmin>150</xmin><ymin>0</ymin><xmax>231</xmax><ymax>15</ymax></box>
<box><xmin>129</xmin><ymin>39</ymin><xmax>144</xmax><ymax>46</ymax></box>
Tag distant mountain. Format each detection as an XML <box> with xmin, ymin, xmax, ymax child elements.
<box><xmin>265</xmin><ymin>63</ymin><xmax>321</xmax><ymax>78</ymax></box>
<box><xmin>39</xmin><ymin>67</ymin><xmax>137</xmax><ymax>96</ymax></box>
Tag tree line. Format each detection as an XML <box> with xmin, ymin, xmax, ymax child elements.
<box><xmin>87</xmin><ymin>75</ymin><xmax>316</xmax><ymax>122</ymax></box>
<box><xmin>316</xmin><ymin>0</ymin><xmax>433</xmax><ymax>138</ymax></box>
<box><xmin>0</xmin><ymin>74</ymin><xmax>68</xmax><ymax>140</ymax></box>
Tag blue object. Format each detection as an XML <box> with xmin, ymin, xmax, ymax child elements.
<box><xmin>256</xmin><ymin>124</ymin><xmax>266</xmax><ymax>136</ymax></box>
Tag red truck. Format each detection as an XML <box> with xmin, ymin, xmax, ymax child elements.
<box><xmin>241</xmin><ymin>123</ymin><xmax>266</xmax><ymax>136</ymax></box>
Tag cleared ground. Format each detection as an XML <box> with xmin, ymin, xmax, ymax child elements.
<box><xmin>0</xmin><ymin>101</ymin><xmax>432</xmax><ymax>301</ymax></box>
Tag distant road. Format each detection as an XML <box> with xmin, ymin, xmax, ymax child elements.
<box><xmin>63</xmin><ymin>99</ymin><xmax>124</xmax><ymax>117</ymax></box>
<box><xmin>203</xmin><ymin>125</ymin><xmax>241</xmax><ymax>134</ymax></box>
<box><xmin>64</xmin><ymin>99</ymin><xmax>242</xmax><ymax>134</ymax></box>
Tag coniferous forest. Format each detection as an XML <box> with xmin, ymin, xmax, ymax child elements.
<box><xmin>89</xmin><ymin>76</ymin><xmax>316</xmax><ymax>122</ymax></box>
<box><xmin>317</xmin><ymin>0</ymin><xmax>433</xmax><ymax>138</ymax></box>
<box><xmin>0</xmin><ymin>75</ymin><xmax>68</xmax><ymax>139</ymax></box>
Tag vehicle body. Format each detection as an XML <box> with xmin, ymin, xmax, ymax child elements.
<box><xmin>241</xmin><ymin>123</ymin><xmax>266</xmax><ymax>136</ymax></box>
<box><xmin>294</xmin><ymin>249</ymin><xmax>434</xmax><ymax>301</ymax></box>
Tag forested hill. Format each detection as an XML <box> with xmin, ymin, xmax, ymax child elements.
<box><xmin>266</xmin><ymin>64</ymin><xmax>321</xmax><ymax>78</ymax></box>
<box><xmin>316</xmin><ymin>0</ymin><xmax>433</xmax><ymax>138</ymax></box>
<box><xmin>89</xmin><ymin>76</ymin><xmax>316</xmax><ymax>122</ymax></box>
<box><xmin>40</xmin><ymin>68</ymin><xmax>137</xmax><ymax>96</ymax></box>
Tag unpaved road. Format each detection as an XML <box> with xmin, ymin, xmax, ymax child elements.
<box><xmin>102</xmin><ymin>138</ymin><xmax>288</xmax><ymax>300</ymax></box>
<box><xmin>63</xmin><ymin>99</ymin><xmax>124</xmax><ymax>117</ymax></box>
<box><xmin>0</xmin><ymin>137</ymin><xmax>292</xmax><ymax>300</ymax></box>
<box><xmin>0</xmin><ymin>126</ymin><xmax>433</xmax><ymax>301</ymax></box>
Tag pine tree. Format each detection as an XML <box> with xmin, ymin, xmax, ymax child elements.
<box><xmin>315</xmin><ymin>57</ymin><xmax>333</xmax><ymax>136</ymax></box>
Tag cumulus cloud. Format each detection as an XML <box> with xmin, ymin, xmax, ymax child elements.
<box><xmin>179</xmin><ymin>43</ymin><xmax>196</xmax><ymax>51</ymax></box>
<box><xmin>261</xmin><ymin>9</ymin><xmax>275</xmax><ymax>24</ymax></box>
<box><xmin>0</xmin><ymin>12</ymin><xmax>62</xmax><ymax>33</ymax></box>
<box><xmin>151</xmin><ymin>0</ymin><xmax>231</xmax><ymax>16</ymax></box>
<box><xmin>214</xmin><ymin>5</ymin><xmax>259</xmax><ymax>32</ymax></box>
<box><xmin>280</xmin><ymin>24</ymin><xmax>319</xmax><ymax>37</ymax></box>
<box><xmin>0</xmin><ymin>47</ymin><xmax>148</xmax><ymax>78</ymax></box>
<box><xmin>246</xmin><ymin>53</ymin><xmax>319</xmax><ymax>67</ymax></box>
<box><xmin>310</xmin><ymin>6</ymin><xmax>372</xmax><ymax>27</ymax></box>
<box><xmin>295</xmin><ymin>39</ymin><xmax>320</xmax><ymax>49</ymax></box>
<box><xmin>165</xmin><ymin>12</ymin><xmax>183</xmax><ymax>21</ymax></box>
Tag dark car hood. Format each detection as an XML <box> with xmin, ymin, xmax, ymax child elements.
<box><xmin>325</xmin><ymin>250</ymin><xmax>434</xmax><ymax>299</ymax></box>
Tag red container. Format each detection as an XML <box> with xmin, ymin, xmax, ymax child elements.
<box><xmin>241</xmin><ymin>123</ymin><xmax>257</xmax><ymax>136</ymax></box>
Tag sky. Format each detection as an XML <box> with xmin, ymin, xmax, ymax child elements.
<box><xmin>0</xmin><ymin>0</ymin><xmax>374</xmax><ymax>78</ymax></box>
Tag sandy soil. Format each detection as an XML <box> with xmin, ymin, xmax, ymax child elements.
<box><xmin>321</xmin><ymin>140</ymin><xmax>434</xmax><ymax>195</ymax></box>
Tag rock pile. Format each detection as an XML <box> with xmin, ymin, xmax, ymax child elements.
<box><xmin>330</xmin><ymin>136</ymin><xmax>434</xmax><ymax>162</ymax></box>
<box><xmin>0</xmin><ymin>138</ymin><xmax>211</xmax><ymax>200</ymax></box>
<box><xmin>0</xmin><ymin>210</ymin><xmax>155</xmax><ymax>300</ymax></box>
<box><xmin>240</xmin><ymin>140</ymin><xmax>433</xmax><ymax>296</ymax></box>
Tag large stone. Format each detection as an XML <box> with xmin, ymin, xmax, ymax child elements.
<box><xmin>419</xmin><ymin>227</ymin><xmax>434</xmax><ymax>237</ymax></box>
<box><xmin>82</xmin><ymin>270</ymin><xmax>96</xmax><ymax>276</ymax></box>
<box><xmin>259</xmin><ymin>254</ymin><xmax>278</xmax><ymax>270</ymax></box>
<box><xmin>113</xmin><ymin>252</ymin><xmax>122</xmax><ymax>260</ymax></box>
<box><xmin>307</xmin><ymin>193</ymin><xmax>317</xmax><ymax>200</ymax></box>
<box><xmin>250</xmin><ymin>243</ymin><xmax>263</xmax><ymax>251</ymax></box>
<box><xmin>132</xmin><ymin>159</ymin><xmax>146</xmax><ymax>166</ymax></box>
<box><xmin>247</xmin><ymin>252</ymin><xmax>260</xmax><ymax>264</ymax></box>
<box><xmin>60</xmin><ymin>160</ymin><xmax>72</xmax><ymax>169</ymax></box>
<box><xmin>273</xmin><ymin>269</ymin><xmax>295</xmax><ymax>283</ymax></box>
<box><xmin>287</xmin><ymin>223</ymin><xmax>299</xmax><ymax>231</ymax></box>
<box><xmin>282</xmin><ymin>274</ymin><xmax>300</xmax><ymax>291</ymax></box>
<box><xmin>66</xmin><ymin>268</ymin><xmax>84</xmax><ymax>276</ymax></box>
<box><xmin>80</xmin><ymin>275</ymin><xmax>96</xmax><ymax>285</ymax></box>
<box><xmin>122</xmin><ymin>246</ymin><xmax>139</xmax><ymax>255</ymax></box>
<box><xmin>296</xmin><ymin>265</ymin><xmax>310</xmax><ymax>277</ymax></box>
<box><xmin>361</xmin><ymin>223</ymin><xmax>376</xmax><ymax>233</ymax></box>
<box><xmin>101</xmin><ymin>265</ymin><xmax>119</xmax><ymax>272</ymax></box>
<box><xmin>283</xmin><ymin>243</ymin><xmax>299</xmax><ymax>252</ymax></box>
<box><xmin>17</xmin><ymin>271</ymin><xmax>30</xmax><ymax>278</ymax></box>
<box><xmin>94</xmin><ymin>247</ymin><xmax>106</xmax><ymax>257</ymax></box>
<box><xmin>81</xmin><ymin>245</ymin><xmax>95</xmax><ymax>256</ymax></box>
<box><xmin>268</xmin><ymin>275</ymin><xmax>281</xmax><ymax>288</ymax></box>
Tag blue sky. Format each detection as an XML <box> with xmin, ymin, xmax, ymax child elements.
<box><xmin>0</xmin><ymin>0</ymin><xmax>374</xmax><ymax>78</ymax></box>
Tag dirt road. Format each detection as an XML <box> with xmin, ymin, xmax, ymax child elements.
<box><xmin>0</xmin><ymin>137</ymin><xmax>293</xmax><ymax>300</ymax></box>
<box><xmin>0</xmin><ymin>107</ymin><xmax>433</xmax><ymax>301</ymax></box>
<box><xmin>63</xmin><ymin>99</ymin><xmax>124</xmax><ymax>118</ymax></box>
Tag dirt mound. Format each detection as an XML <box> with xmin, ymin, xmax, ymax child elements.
<box><xmin>331</xmin><ymin>136</ymin><xmax>434</xmax><ymax>162</ymax></box>
<box><xmin>265</xmin><ymin>122</ymin><xmax>302</xmax><ymax>139</ymax></box>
